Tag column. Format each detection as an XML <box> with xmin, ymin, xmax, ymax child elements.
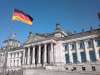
<box><xmin>38</xmin><ymin>45</ymin><xmax>41</xmax><ymax>66</ymax></box>
<box><xmin>22</xmin><ymin>50</ymin><xmax>25</xmax><ymax>65</ymax></box>
<box><xmin>12</xmin><ymin>59</ymin><xmax>14</xmax><ymax>67</ymax></box>
<box><xmin>68</xmin><ymin>43</ymin><xmax>73</xmax><ymax>63</ymax></box>
<box><xmin>18</xmin><ymin>58</ymin><xmax>21</xmax><ymax>66</ymax></box>
<box><xmin>93</xmin><ymin>39</ymin><xmax>100</xmax><ymax>61</ymax></box>
<box><xmin>44</xmin><ymin>44</ymin><xmax>47</xmax><ymax>65</ymax></box>
<box><xmin>15</xmin><ymin>58</ymin><xmax>17</xmax><ymax>67</ymax></box>
<box><xmin>76</xmin><ymin>41</ymin><xmax>82</xmax><ymax>63</ymax></box>
<box><xmin>84</xmin><ymin>40</ymin><xmax>90</xmax><ymax>62</ymax></box>
<box><xmin>32</xmin><ymin>46</ymin><xmax>35</xmax><ymax>65</ymax></box>
<box><xmin>27</xmin><ymin>47</ymin><xmax>30</xmax><ymax>65</ymax></box>
<box><xmin>7</xmin><ymin>59</ymin><xmax>9</xmax><ymax>67</ymax></box>
<box><xmin>50</xmin><ymin>43</ymin><xmax>54</xmax><ymax>64</ymax></box>
<box><xmin>12</xmin><ymin>54</ymin><xmax>14</xmax><ymax>67</ymax></box>
<box><xmin>15</xmin><ymin>53</ymin><xmax>18</xmax><ymax>67</ymax></box>
<box><xmin>18</xmin><ymin>52</ymin><xmax>21</xmax><ymax>66</ymax></box>
<box><xmin>7</xmin><ymin>53</ymin><xmax>11</xmax><ymax>67</ymax></box>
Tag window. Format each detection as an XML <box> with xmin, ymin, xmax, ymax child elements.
<box><xmin>96</xmin><ymin>40</ymin><xmax>100</xmax><ymax>47</ymax></box>
<box><xmin>89</xmin><ymin>51</ymin><xmax>96</xmax><ymax>62</ymax></box>
<box><xmin>87</xmin><ymin>40</ymin><xmax>93</xmax><ymax>48</ymax></box>
<box><xmin>73</xmin><ymin>53</ymin><xmax>77</xmax><ymax>63</ymax></box>
<box><xmin>82</xmin><ymin>67</ymin><xmax>86</xmax><ymax>71</ymax></box>
<box><xmin>65</xmin><ymin>67</ymin><xmax>68</xmax><ymax>70</ymax></box>
<box><xmin>71</xmin><ymin>43</ymin><xmax>76</xmax><ymax>50</ymax></box>
<box><xmin>64</xmin><ymin>43</ymin><xmax>68</xmax><ymax>51</ymax></box>
<box><xmin>71</xmin><ymin>67</ymin><xmax>76</xmax><ymax>71</ymax></box>
<box><xmin>73</xmin><ymin>67</ymin><xmax>76</xmax><ymax>70</ymax></box>
<box><xmin>80</xmin><ymin>41</ymin><xmax>84</xmax><ymax>49</ymax></box>
<box><xmin>81</xmin><ymin>52</ymin><xmax>86</xmax><ymax>62</ymax></box>
<box><xmin>65</xmin><ymin>54</ymin><xmax>69</xmax><ymax>64</ymax></box>
<box><xmin>92</xmin><ymin>66</ymin><xmax>96</xmax><ymax>71</ymax></box>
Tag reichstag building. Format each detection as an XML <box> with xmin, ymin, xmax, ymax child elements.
<box><xmin>0</xmin><ymin>24</ymin><xmax>100</xmax><ymax>75</ymax></box>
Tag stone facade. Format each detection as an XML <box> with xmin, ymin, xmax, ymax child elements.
<box><xmin>0</xmin><ymin>24</ymin><xmax>100</xmax><ymax>75</ymax></box>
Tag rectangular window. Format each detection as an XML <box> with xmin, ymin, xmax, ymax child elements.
<box><xmin>71</xmin><ymin>67</ymin><xmax>76</xmax><ymax>71</ymax></box>
<box><xmin>63</xmin><ymin>43</ymin><xmax>68</xmax><ymax>51</ymax></box>
<box><xmin>80</xmin><ymin>41</ymin><xmax>84</xmax><ymax>49</ymax></box>
<box><xmin>73</xmin><ymin>53</ymin><xmax>77</xmax><ymax>63</ymax></box>
<box><xmin>96</xmin><ymin>40</ymin><xmax>100</xmax><ymax>47</ymax></box>
<box><xmin>87</xmin><ymin>40</ymin><xmax>93</xmax><ymax>48</ymax></box>
<box><xmin>81</xmin><ymin>52</ymin><xmax>86</xmax><ymax>62</ymax></box>
<box><xmin>65</xmin><ymin>67</ymin><xmax>68</xmax><ymax>70</ymax></box>
<box><xmin>71</xmin><ymin>43</ymin><xmax>76</xmax><ymax>50</ymax></box>
<box><xmin>65</xmin><ymin>54</ymin><xmax>69</xmax><ymax>64</ymax></box>
<box><xmin>65</xmin><ymin>44</ymin><xmax>68</xmax><ymax>51</ymax></box>
<box><xmin>73</xmin><ymin>67</ymin><xmax>76</xmax><ymax>70</ymax></box>
<box><xmin>82</xmin><ymin>67</ymin><xmax>86</xmax><ymax>71</ymax></box>
<box><xmin>92</xmin><ymin>66</ymin><xmax>96</xmax><ymax>71</ymax></box>
<box><xmin>89</xmin><ymin>51</ymin><xmax>96</xmax><ymax>62</ymax></box>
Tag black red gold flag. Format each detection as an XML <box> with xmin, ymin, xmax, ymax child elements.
<box><xmin>12</xmin><ymin>9</ymin><xmax>33</xmax><ymax>25</ymax></box>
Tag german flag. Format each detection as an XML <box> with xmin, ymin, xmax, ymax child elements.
<box><xmin>12</xmin><ymin>9</ymin><xmax>33</xmax><ymax>25</ymax></box>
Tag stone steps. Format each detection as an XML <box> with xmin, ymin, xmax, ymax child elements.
<box><xmin>23</xmin><ymin>69</ymin><xmax>100</xmax><ymax>75</ymax></box>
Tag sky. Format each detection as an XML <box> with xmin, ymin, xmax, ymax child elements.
<box><xmin>0</xmin><ymin>0</ymin><xmax>100</xmax><ymax>46</ymax></box>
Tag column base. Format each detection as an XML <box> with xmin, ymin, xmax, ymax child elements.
<box><xmin>50</xmin><ymin>62</ymin><xmax>54</xmax><ymax>65</ymax></box>
<box><xmin>77</xmin><ymin>60</ymin><xmax>82</xmax><ymax>63</ymax></box>
<box><xmin>86</xmin><ymin>60</ymin><xmax>91</xmax><ymax>63</ymax></box>
<box><xmin>43</xmin><ymin>63</ymin><xmax>47</xmax><ymax>67</ymax></box>
<box><xmin>37</xmin><ymin>64</ymin><xmax>42</xmax><ymax>67</ymax></box>
<box><xmin>31</xmin><ymin>64</ymin><xmax>36</xmax><ymax>68</ymax></box>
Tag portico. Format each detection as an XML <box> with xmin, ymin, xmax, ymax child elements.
<box><xmin>23</xmin><ymin>39</ymin><xmax>56</xmax><ymax>67</ymax></box>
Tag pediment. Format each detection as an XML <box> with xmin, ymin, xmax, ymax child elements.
<box><xmin>25</xmin><ymin>35</ymin><xmax>46</xmax><ymax>44</ymax></box>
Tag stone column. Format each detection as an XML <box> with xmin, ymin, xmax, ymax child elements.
<box><xmin>12</xmin><ymin>54</ymin><xmax>14</xmax><ymax>67</ymax></box>
<box><xmin>44</xmin><ymin>44</ymin><xmax>47</xmax><ymax>65</ymax></box>
<box><xmin>93</xmin><ymin>39</ymin><xmax>100</xmax><ymax>61</ymax></box>
<box><xmin>84</xmin><ymin>40</ymin><xmax>90</xmax><ymax>62</ymax></box>
<box><xmin>32</xmin><ymin>46</ymin><xmax>35</xmax><ymax>66</ymax></box>
<box><xmin>37</xmin><ymin>45</ymin><xmax>41</xmax><ymax>66</ymax></box>
<box><xmin>76</xmin><ymin>41</ymin><xmax>82</xmax><ymax>63</ymax></box>
<box><xmin>15</xmin><ymin>58</ymin><xmax>17</xmax><ymax>67</ymax></box>
<box><xmin>22</xmin><ymin>50</ymin><xmax>25</xmax><ymax>65</ymax></box>
<box><xmin>7</xmin><ymin>53</ymin><xmax>11</xmax><ymax>67</ymax></box>
<box><xmin>18</xmin><ymin>58</ymin><xmax>21</xmax><ymax>66</ymax></box>
<box><xmin>50</xmin><ymin>43</ymin><xmax>54</xmax><ymax>64</ymax></box>
<box><xmin>27</xmin><ymin>47</ymin><xmax>30</xmax><ymax>65</ymax></box>
<box><xmin>68</xmin><ymin>43</ymin><xmax>73</xmax><ymax>63</ymax></box>
<box><xmin>11</xmin><ymin>59</ymin><xmax>14</xmax><ymax>67</ymax></box>
<box><xmin>7</xmin><ymin>59</ymin><xmax>9</xmax><ymax>67</ymax></box>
